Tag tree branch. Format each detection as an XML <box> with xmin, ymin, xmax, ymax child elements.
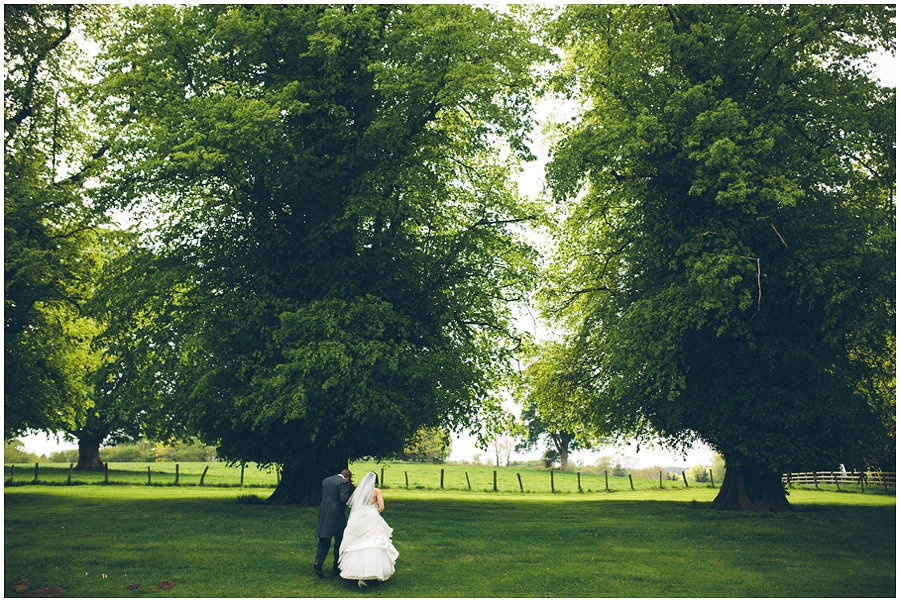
<box><xmin>9</xmin><ymin>6</ymin><xmax>73</xmax><ymax>133</ymax></box>
<box><xmin>739</xmin><ymin>255</ymin><xmax>763</xmax><ymax>313</ymax></box>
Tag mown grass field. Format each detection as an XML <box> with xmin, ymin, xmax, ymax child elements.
<box><xmin>4</xmin><ymin>480</ymin><xmax>895</xmax><ymax>598</ymax></box>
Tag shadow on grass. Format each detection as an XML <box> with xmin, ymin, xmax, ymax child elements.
<box><xmin>4</xmin><ymin>489</ymin><xmax>895</xmax><ymax>598</ymax></box>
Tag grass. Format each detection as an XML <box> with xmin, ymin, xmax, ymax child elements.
<box><xmin>4</xmin><ymin>484</ymin><xmax>895</xmax><ymax>598</ymax></box>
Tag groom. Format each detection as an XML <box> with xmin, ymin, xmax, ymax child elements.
<box><xmin>314</xmin><ymin>469</ymin><xmax>354</xmax><ymax>577</ymax></box>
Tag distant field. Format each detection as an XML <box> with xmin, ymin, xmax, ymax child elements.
<box><xmin>3</xmin><ymin>460</ymin><xmax>715</xmax><ymax>493</ymax></box>
<box><xmin>4</xmin><ymin>460</ymin><xmax>882</xmax><ymax>496</ymax></box>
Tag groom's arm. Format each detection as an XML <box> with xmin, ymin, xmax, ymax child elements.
<box><xmin>339</xmin><ymin>479</ymin><xmax>353</xmax><ymax>505</ymax></box>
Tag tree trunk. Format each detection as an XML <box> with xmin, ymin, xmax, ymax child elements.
<box><xmin>553</xmin><ymin>432</ymin><xmax>571</xmax><ymax>472</ymax></box>
<box><xmin>559</xmin><ymin>446</ymin><xmax>569</xmax><ymax>472</ymax></box>
<box><xmin>265</xmin><ymin>452</ymin><xmax>349</xmax><ymax>506</ymax></box>
<box><xmin>712</xmin><ymin>464</ymin><xmax>792</xmax><ymax>512</ymax></box>
<box><xmin>74</xmin><ymin>436</ymin><xmax>104</xmax><ymax>471</ymax></box>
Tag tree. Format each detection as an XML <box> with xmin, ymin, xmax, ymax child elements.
<box><xmin>516</xmin><ymin>341</ymin><xmax>605</xmax><ymax>471</ymax></box>
<box><xmin>690</xmin><ymin>465</ymin><xmax>710</xmax><ymax>483</ymax></box>
<box><xmin>65</xmin><ymin>228</ymin><xmax>172</xmax><ymax>471</ymax></box>
<box><xmin>4</xmin><ymin>440</ymin><xmax>43</xmax><ymax>464</ymax></box>
<box><xmin>710</xmin><ymin>454</ymin><xmax>726</xmax><ymax>483</ymax></box>
<box><xmin>4</xmin><ymin>5</ymin><xmax>105</xmax><ymax>437</ymax></box>
<box><xmin>90</xmin><ymin>5</ymin><xmax>548</xmax><ymax>504</ymax></box>
<box><xmin>491</xmin><ymin>433</ymin><xmax>516</xmax><ymax>468</ymax></box>
<box><xmin>399</xmin><ymin>427</ymin><xmax>451</xmax><ymax>464</ymax></box>
<box><xmin>545</xmin><ymin>5</ymin><xmax>895</xmax><ymax>510</ymax></box>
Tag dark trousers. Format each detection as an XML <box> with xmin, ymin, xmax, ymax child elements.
<box><xmin>315</xmin><ymin>530</ymin><xmax>344</xmax><ymax>572</ymax></box>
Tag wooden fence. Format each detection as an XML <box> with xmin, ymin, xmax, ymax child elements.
<box><xmin>6</xmin><ymin>462</ymin><xmax>895</xmax><ymax>495</ymax></box>
<box><xmin>782</xmin><ymin>470</ymin><xmax>895</xmax><ymax>492</ymax></box>
<box><xmin>4</xmin><ymin>462</ymin><xmax>700</xmax><ymax>493</ymax></box>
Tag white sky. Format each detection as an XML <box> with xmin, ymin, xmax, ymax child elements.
<box><xmin>17</xmin><ymin>430</ymin><xmax>715</xmax><ymax>470</ymax></box>
<box><xmin>447</xmin><ymin>430</ymin><xmax>716</xmax><ymax>469</ymax></box>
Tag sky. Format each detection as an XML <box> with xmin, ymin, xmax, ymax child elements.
<box><xmin>446</xmin><ymin>430</ymin><xmax>716</xmax><ymax>470</ymax></box>
<box><xmin>17</xmin><ymin>429</ymin><xmax>716</xmax><ymax>471</ymax></box>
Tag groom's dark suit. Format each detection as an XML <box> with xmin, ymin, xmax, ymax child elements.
<box><xmin>314</xmin><ymin>472</ymin><xmax>354</xmax><ymax>576</ymax></box>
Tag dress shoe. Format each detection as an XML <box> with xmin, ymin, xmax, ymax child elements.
<box><xmin>313</xmin><ymin>565</ymin><xmax>324</xmax><ymax>578</ymax></box>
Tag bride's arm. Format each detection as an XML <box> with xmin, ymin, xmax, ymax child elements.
<box><xmin>373</xmin><ymin>488</ymin><xmax>385</xmax><ymax>512</ymax></box>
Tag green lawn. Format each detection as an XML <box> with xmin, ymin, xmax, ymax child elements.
<box><xmin>4</xmin><ymin>484</ymin><xmax>894</xmax><ymax>598</ymax></box>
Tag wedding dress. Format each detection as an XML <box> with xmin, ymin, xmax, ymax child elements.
<box><xmin>338</xmin><ymin>472</ymin><xmax>399</xmax><ymax>583</ymax></box>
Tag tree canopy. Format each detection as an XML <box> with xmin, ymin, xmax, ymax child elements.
<box><xmin>6</xmin><ymin>4</ymin><xmax>895</xmax><ymax>512</ymax></box>
<box><xmin>88</xmin><ymin>4</ymin><xmax>548</xmax><ymax>503</ymax></box>
<box><xmin>4</xmin><ymin>5</ymin><xmax>108</xmax><ymax>437</ymax></box>
<box><xmin>544</xmin><ymin>4</ymin><xmax>895</xmax><ymax>510</ymax></box>
<box><xmin>516</xmin><ymin>341</ymin><xmax>605</xmax><ymax>471</ymax></box>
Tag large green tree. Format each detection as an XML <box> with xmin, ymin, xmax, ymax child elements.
<box><xmin>544</xmin><ymin>5</ymin><xmax>895</xmax><ymax>511</ymax></box>
<box><xmin>4</xmin><ymin>5</ymin><xmax>107</xmax><ymax>437</ymax></box>
<box><xmin>90</xmin><ymin>5</ymin><xmax>547</xmax><ymax>504</ymax></box>
<box><xmin>65</xmin><ymin>228</ymin><xmax>168</xmax><ymax>471</ymax></box>
<box><xmin>516</xmin><ymin>341</ymin><xmax>604</xmax><ymax>472</ymax></box>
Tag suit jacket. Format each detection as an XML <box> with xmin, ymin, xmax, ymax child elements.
<box><xmin>315</xmin><ymin>474</ymin><xmax>353</xmax><ymax>538</ymax></box>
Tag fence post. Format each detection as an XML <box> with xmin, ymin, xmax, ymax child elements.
<box><xmin>628</xmin><ymin>474</ymin><xmax>634</xmax><ymax>491</ymax></box>
<box><xmin>9</xmin><ymin>464</ymin><xmax>14</xmax><ymax>484</ymax></box>
<box><xmin>550</xmin><ymin>470</ymin><xmax>555</xmax><ymax>493</ymax></box>
<box><xmin>517</xmin><ymin>473</ymin><xmax>523</xmax><ymax>493</ymax></box>
<box><xmin>176</xmin><ymin>463</ymin><xmax>180</xmax><ymax>485</ymax></box>
<box><xmin>659</xmin><ymin>470</ymin><xmax>663</xmax><ymax>489</ymax></box>
<box><xmin>859</xmin><ymin>471</ymin><xmax>865</xmax><ymax>493</ymax></box>
<box><xmin>239</xmin><ymin>463</ymin><xmax>244</xmax><ymax>487</ymax></box>
<box><xmin>34</xmin><ymin>462</ymin><xmax>40</xmax><ymax>483</ymax></box>
<box><xmin>786</xmin><ymin>471</ymin><xmax>792</xmax><ymax>489</ymax></box>
<box><xmin>813</xmin><ymin>471</ymin><xmax>818</xmax><ymax>489</ymax></box>
<box><xmin>104</xmin><ymin>463</ymin><xmax>109</xmax><ymax>485</ymax></box>
<box><xmin>578</xmin><ymin>472</ymin><xmax>583</xmax><ymax>493</ymax></box>
<box><xmin>67</xmin><ymin>463</ymin><xmax>74</xmax><ymax>485</ymax></box>
<box><xmin>682</xmin><ymin>471</ymin><xmax>689</xmax><ymax>487</ymax></box>
<box><xmin>493</xmin><ymin>470</ymin><xmax>497</xmax><ymax>492</ymax></box>
<box><xmin>200</xmin><ymin>465</ymin><xmax>209</xmax><ymax>486</ymax></box>
<box><xmin>605</xmin><ymin>470</ymin><xmax>609</xmax><ymax>491</ymax></box>
<box><xmin>833</xmin><ymin>471</ymin><xmax>840</xmax><ymax>491</ymax></box>
<box><xmin>466</xmin><ymin>471</ymin><xmax>472</xmax><ymax>490</ymax></box>
<box><xmin>381</xmin><ymin>467</ymin><xmax>384</xmax><ymax>487</ymax></box>
<box><xmin>147</xmin><ymin>466</ymin><xmax>151</xmax><ymax>485</ymax></box>
<box><xmin>404</xmin><ymin>471</ymin><xmax>409</xmax><ymax>488</ymax></box>
<box><xmin>440</xmin><ymin>468</ymin><xmax>444</xmax><ymax>489</ymax></box>
<box><xmin>708</xmin><ymin>469</ymin><xmax>715</xmax><ymax>487</ymax></box>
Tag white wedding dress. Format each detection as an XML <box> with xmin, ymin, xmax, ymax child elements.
<box><xmin>339</xmin><ymin>473</ymin><xmax>399</xmax><ymax>582</ymax></box>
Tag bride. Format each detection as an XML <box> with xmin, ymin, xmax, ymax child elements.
<box><xmin>338</xmin><ymin>471</ymin><xmax>399</xmax><ymax>587</ymax></box>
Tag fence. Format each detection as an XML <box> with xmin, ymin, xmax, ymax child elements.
<box><xmin>6</xmin><ymin>462</ymin><xmax>894</xmax><ymax>495</ymax></box>
<box><xmin>4</xmin><ymin>461</ymin><xmax>714</xmax><ymax>494</ymax></box>
<box><xmin>782</xmin><ymin>470</ymin><xmax>895</xmax><ymax>493</ymax></box>
<box><xmin>3</xmin><ymin>462</ymin><xmax>279</xmax><ymax>488</ymax></box>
